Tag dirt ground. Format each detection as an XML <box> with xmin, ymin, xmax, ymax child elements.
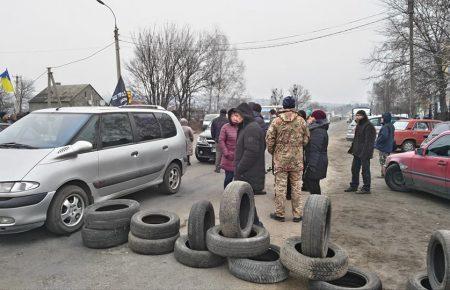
<box><xmin>1</xmin><ymin>120</ymin><xmax>449</xmax><ymax>289</ymax></box>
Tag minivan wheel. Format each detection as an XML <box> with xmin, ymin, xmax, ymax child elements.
<box><xmin>159</xmin><ymin>163</ymin><xmax>181</xmax><ymax>194</ymax></box>
<box><xmin>46</xmin><ymin>185</ymin><xmax>89</xmax><ymax>235</ymax></box>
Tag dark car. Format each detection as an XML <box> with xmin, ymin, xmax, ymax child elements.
<box><xmin>0</xmin><ymin>123</ymin><xmax>9</xmax><ymax>132</ymax></box>
<box><xmin>195</xmin><ymin>124</ymin><xmax>216</xmax><ymax>162</ymax></box>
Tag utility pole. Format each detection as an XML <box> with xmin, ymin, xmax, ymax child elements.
<box><xmin>408</xmin><ymin>0</ymin><xmax>415</xmax><ymax>117</ymax></box>
<box><xmin>47</xmin><ymin>67</ymin><xmax>62</xmax><ymax>107</ymax></box>
<box><xmin>14</xmin><ymin>75</ymin><xmax>20</xmax><ymax>113</ymax></box>
<box><xmin>114</xmin><ymin>27</ymin><xmax>121</xmax><ymax>81</ymax></box>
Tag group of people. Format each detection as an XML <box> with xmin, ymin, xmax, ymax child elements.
<box><xmin>0</xmin><ymin>112</ymin><xmax>28</xmax><ymax>124</ymax></box>
<box><xmin>179</xmin><ymin>101</ymin><xmax>397</xmax><ymax>224</ymax></box>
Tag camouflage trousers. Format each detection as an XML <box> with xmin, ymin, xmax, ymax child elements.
<box><xmin>274</xmin><ymin>171</ymin><xmax>304</xmax><ymax>218</ymax></box>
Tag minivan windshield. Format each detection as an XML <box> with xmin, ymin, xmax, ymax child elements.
<box><xmin>0</xmin><ymin>113</ymin><xmax>91</xmax><ymax>149</ymax></box>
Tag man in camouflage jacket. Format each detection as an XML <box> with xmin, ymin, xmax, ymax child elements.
<box><xmin>266</xmin><ymin>96</ymin><xmax>310</xmax><ymax>222</ymax></box>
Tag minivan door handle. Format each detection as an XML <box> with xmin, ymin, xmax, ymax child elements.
<box><xmin>131</xmin><ymin>151</ymin><xmax>139</xmax><ymax>157</ymax></box>
<box><xmin>162</xmin><ymin>145</ymin><xmax>169</xmax><ymax>150</ymax></box>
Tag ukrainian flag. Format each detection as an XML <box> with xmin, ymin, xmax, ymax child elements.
<box><xmin>0</xmin><ymin>69</ymin><xmax>14</xmax><ymax>93</ymax></box>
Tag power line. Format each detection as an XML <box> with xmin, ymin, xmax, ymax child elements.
<box><xmin>51</xmin><ymin>42</ymin><xmax>114</xmax><ymax>69</ymax></box>
<box><xmin>230</xmin><ymin>10</ymin><xmax>389</xmax><ymax>45</ymax></box>
<box><xmin>0</xmin><ymin>45</ymin><xmax>112</xmax><ymax>55</ymax></box>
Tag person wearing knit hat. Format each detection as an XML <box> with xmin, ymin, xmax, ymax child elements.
<box><xmin>304</xmin><ymin>110</ymin><xmax>329</xmax><ymax>195</ymax></box>
<box><xmin>266</xmin><ymin>96</ymin><xmax>310</xmax><ymax>222</ymax></box>
<box><xmin>345</xmin><ymin>110</ymin><xmax>376</xmax><ymax>194</ymax></box>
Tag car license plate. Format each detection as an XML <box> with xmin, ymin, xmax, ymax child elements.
<box><xmin>211</xmin><ymin>147</ymin><xmax>216</xmax><ymax>153</ymax></box>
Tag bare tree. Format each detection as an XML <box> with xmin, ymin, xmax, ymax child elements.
<box><xmin>289</xmin><ymin>84</ymin><xmax>311</xmax><ymax>109</ymax></box>
<box><xmin>366</xmin><ymin>0</ymin><xmax>449</xmax><ymax>119</ymax></box>
<box><xmin>14</xmin><ymin>78</ymin><xmax>35</xmax><ymax>113</ymax></box>
<box><xmin>270</xmin><ymin>88</ymin><xmax>283</xmax><ymax>106</ymax></box>
<box><xmin>0</xmin><ymin>89</ymin><xmax>14</xmax><ymax>112</ymax></box>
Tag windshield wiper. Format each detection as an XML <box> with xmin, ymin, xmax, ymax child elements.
<box><xmin>0</xmin><ymin>142</ymin><xmax>37</xmax><ymax>149</ymax></box>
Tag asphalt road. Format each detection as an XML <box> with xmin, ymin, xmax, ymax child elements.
<box><xmin>1</xmin><ymin>120</ymin><xmax>449</xmax><ymax>290</ymax></box>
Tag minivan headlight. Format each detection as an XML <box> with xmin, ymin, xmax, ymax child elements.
<box><xmin>197</xmin><ymin>136</ymin><xmax>208</xmax><ymax>144</ymax></box>
<box><xmin>0</xmin><ymin>182</ymin><xmax>40</xmax><ymax>193</ymax></box>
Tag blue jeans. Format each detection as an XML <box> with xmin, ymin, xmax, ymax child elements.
<box><xmin>224</xmin><ymin>171</ymin><xmax>234</xmax><ymax>189</ymax></box>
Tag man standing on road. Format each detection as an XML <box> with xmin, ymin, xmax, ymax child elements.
<box><xmin>375</xmin><ymin>112</ymin><xmax>395</xmax><ymax>177</ymax></box>
<box><xmin>249</xmin><ymin>102</ymin><xmax>268</xmax><ymax>134</ymax></box>
<box><xmin>345</xmin><ymin>110</ymin><xmax>376</xmax><ymax>194</ymax></box>
<box><xmin>211</xmin><ymin>109</ymin><xmax>228</xmax><ymax>173</ymax></box>
<box><xmin>234</xmin><ymin>102</ymin><xmax>267</xmax><ymax>196</ymax></box>
<box><xmin>266</xmin><ymin>96</ymin><xmax>310</xmax><ymax>222</ymax></box>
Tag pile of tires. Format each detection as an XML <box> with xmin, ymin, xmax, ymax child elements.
<box><xmin>206</xmin><ymin>181</ymin><xmax>287</xmax><ymax>284</ymax></box>
<box><xmin>280</xmin><ymin>195</ymin><xmax>382</xmax><ymax>289</ymax></box>
<box><xmin>128</xmin><ymin>210</ymin><xmax>180</xmax><ymax>255</ymax></box>
<box><xmin>174</xmin><ymin>200</ymin><xmax>225</xmax><ymax>268</ymax></box>
<box><xmin>407</xmin><ymin>230</ymin><xmax>450</xmax><ymax>290</ymax></box>
<box><xmin>82</xmin><ymin>199</ymin><xmax>139</xmax><ymax>249</ymax></box>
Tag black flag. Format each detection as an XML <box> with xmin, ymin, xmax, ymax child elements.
<box><xmin>110</xmin><ymin>76</ymin><xmax>128</xmax><ymax>106</ymax></box>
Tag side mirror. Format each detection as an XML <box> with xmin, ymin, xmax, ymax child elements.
<box><xmin>55</xmin><ymin>141</ymin><xmax>93</xmax><ymax>159</ymax></box>
<box><xmin>415</xmin><ymin>148</ymin><xmax>424</xmax><ymax>156</ymax></box>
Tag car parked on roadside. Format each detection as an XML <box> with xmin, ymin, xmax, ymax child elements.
<box><xmin>0</xmin><ymin>123</ymin><xmax>9</xmax><ymax>132</ymax></box>
<box><xmin>346</xmin><ymin>115</ymin><xmax>406</xmax><ymax>141</ymax></box>
<box><xmin>0</xmin><ymin>106</ymin><xmax>187</xmax><ymax>235</ymax></box>
<box><xmin>393</xmin><ymin>119</ymin><xmax>442</xmax><ymax>151</ymax></box>
<box><xmin>195</xmin><ymin>123</ymin><xmax>216</xmax><ymax>162</ymax></box>
<box><xmin>384</xmin><ymin>131</ymin><xmax>450</xmax><ymax>200</ymax></box>
<box><xmin>422</xmin><ymin>121</ymin><xmax>450</xmax><ymax>146</ymax></box>
<box><xmin>202</xmin><ymin>114</ymin><xmax>219</xmax><ymax>130</ymax></box>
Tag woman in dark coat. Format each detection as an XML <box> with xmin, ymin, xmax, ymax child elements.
<box><xmin>304</xmin><ymin>110</ymin><xmax>329</xmax><ymax>195</ymax></box>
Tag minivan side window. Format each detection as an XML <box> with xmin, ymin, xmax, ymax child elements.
<box><xmin>427</xmin><ymin>135</ymin><xmax>450</xmax><ymax>158</ymax></box>
<box><xmin>155</xmin><ymin>112</ymin><xmax>177</xmax><ymax>138</ymax></box>
<box><xmin>133</xmin><ymin>113</ymin><xmax>162</xmax><ymax>142</ymax></box>
<box><xmin>101</xmin><ymin>114</ymin><xmax>133</xmax><ymax>148</ymax></box>
<box><xmin>72</xmin><ymin>115</ymin><xmax>99</xmax><ymax>149</ymax></box>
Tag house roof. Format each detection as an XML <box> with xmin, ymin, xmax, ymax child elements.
<box><xmin>29</xmin><ymin>84</ymin><xmax>94</xmax><ymax>103</ymax></box>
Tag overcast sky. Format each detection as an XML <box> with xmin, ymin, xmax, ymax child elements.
<box><xmin>3</xmin><ymin>0</ymin><xmax>386</xmax><ymax>104</ymax></box>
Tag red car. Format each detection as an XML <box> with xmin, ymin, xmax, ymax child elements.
<box><xmin>393</xmin><ymin>119</ymin><xmax>442</xmax><ymax>152</ymax></box>
<box><xmin>384</xmin><ymin>131</ymin><xmax>450</xmax><ymax>199</ymax></box>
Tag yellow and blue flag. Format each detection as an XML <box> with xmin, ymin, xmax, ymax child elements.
<box><xmin>0</xmin><ymin>69</ymin><xmax>14</xmax><ymax>93</ymax></box>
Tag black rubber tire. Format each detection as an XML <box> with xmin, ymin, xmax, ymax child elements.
<box><xmin>402</xmin><ymin>140</ymin><xmax>416</xmax><ymax>152</ymax></box>
<box><xmin>219</xmin><ymin>181</ymin><xmax>255</xmax><ymax>238</ymax></box>
<box><xmin>174</xmin><ymin>235</ymin><xmax>225</xmax><ymax>268</ymax></box>
<box><xmin>206</xmin><ymin>225</ymin><xmax>270</xmax><ymax>258</ymax></box>
<box><xmin>308</xmin><ymin>266</ymin><xmax>382</xmax><ymax>290</ymax></box>
<box><xmin>385</xmin><ymin>164</ymin><xmax>409</xmax><ymax>192</ymax></box>
<box><xmin>228</xmin><ymin>244</ymin><xmax>289</xmax><ymax>284</ymax></box>
<box><xmin>46</xmin><ymin>185</ymin><xmax>90</xmax><ymax>235</ymax></box>
<box><xmin>84</xmin><ymin>199</ymin><xmax>140</xmax><ymax>230</ymax></box>
<box><xmin>130</xmin><ymin>210</ymin><xmax>180</xmax><ymax>240</ymax></box>
<box><xmin>280</xmin><ymin>236</ymin><xmax>348</xmax><ymax>281</ymax></box>
<box><xmin>81</xmin><ymin>226</ymin><xmax>129</xmax><ymax>249</ymax></box>
<box><xmin>406</xmin><ymin>272</ymin><xmax>432</xmax><ymax>290</ymax></box>
<box><xmin>301</xmin><ymin>195</ymin><xmax>332</xmax><ymax>258</ymax></box>
<box><xmin>427</xmin><ymin>230</ymin><xmax>450</xmax><ymax>290</ymax></box>
<box><xmin>159</xmin><ymin>162</ymin><xmax>182</xmax><ymax>194</ymax></box>
<box><xmin>128</xmin><ymin>232</ymin><xmax>179</xmax><ymax>255</ymax></box>
<box><xmin>188</xmin><ymin>200</ymin><xmax>215</xmax><ymax>251</ymax></box>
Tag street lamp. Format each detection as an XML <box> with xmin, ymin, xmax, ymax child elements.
<box><xmin>96</xmin><ymin>0</ymin><xmax>121</xmax><ymax>81</ymax></box>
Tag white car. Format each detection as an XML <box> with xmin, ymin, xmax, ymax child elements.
<box><xmin>202</xmin><ymin>114</ymin><xmax>219</xmax><ymax>130</ymax></box>
<box><xmin>346</xmin><ymin>115</ymin><xmax>406</xmax><ymax>141</ymax></box>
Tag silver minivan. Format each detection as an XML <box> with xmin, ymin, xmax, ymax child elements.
<box><xmin>0</xmin><ymin>106</ymin><xmax>187</xmax><ymax>235</ymax></box>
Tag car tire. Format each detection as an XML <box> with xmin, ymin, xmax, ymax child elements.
<box><xmin>301</xmin><ymin>195</ymin><xmax>332</xmax><ymax>258</ymax></box>
<box><xmin>130</xmin><ymin>210</ymin><xmax>180</xmax><ymax>240</ymax></box>
<box><xmin>159</xmin><ymin>162</ymin><xmax>182</xmax><ymax>194</ymax></box>
<box><xmin>402</xmin><ymin>140</ymin><xmax>416</xmax><ymax>152</ymax></box>
<box><xmin>385</xmin><ymin>164</ymin><xmax>409</xmax><ymax>192</ymax></box>
<box><xmin>84</xmin><ymin>199</ymin><xmax>140</xmax><ymax>230</ymax></box>
<box><xmin>407</xmin><ymin>272</ymin><xmax>432</xmax><ymax>290</ymax></box>
<box><xmin>174</xmin><ymin>235</ymin><xmax>225</xmax><ymax>268</ymax></box>
<box><xmin>219</xmin><ymin>181</ymin><xmax>255</xmax><ymax>238</ymax></box>
<box><xmin>46</xmin><ymin>185</ymin><xmax>90</xmax><ymax>235</ymax></box>
<box><xmin>308</xmin><ymin>266</ymin><xmax>382</xmax><ymax>290</ymax></box>
<box><xmin>81</xmin><ymin>226</ymin><xmax>129</xmax><ymax>249</ymax></box>
<box><xmin>280</xmin><ymin>236</ymin><xmax>348</xmax><ymax>281</ymax></box>
<box><xmin>427</xmin><ymin>230</ymin><xmax>450</xmax><ymax>290</ymax></box>
<box><xmin>206</xmin><ymin>225</ymin><xmax>270</xmax><ymax>258</ymax></box>
<box><xmin>128</xmin><ymin>231</ymin><xmax>179</xmax><ymax>255</ymax></box>
<box><xmin>228</xmin><ymin>244</ymin><xmax>289</xmax><ymax>284</ymax></box>
<box><xmin>188</xmin><ymin>200</ymin><xmax>215</xmax><ymax>251</ymax></box>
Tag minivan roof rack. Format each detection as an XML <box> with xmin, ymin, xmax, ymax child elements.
<box><xmin>120</xmin><ymin>105</ymin><xmax>166</xmax><ymax>110</ymax></box>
